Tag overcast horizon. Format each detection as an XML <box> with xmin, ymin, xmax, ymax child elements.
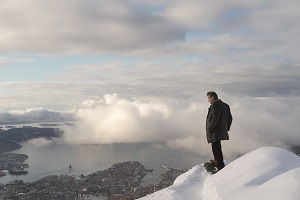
<box><xmin>1</xmin><ymin>0</ymin><xmax>300</xmax><ymax>156</ymax></box>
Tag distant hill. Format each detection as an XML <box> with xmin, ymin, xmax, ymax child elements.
<box><xmin>0</xmin><ymin>140</ymin><xmax>22</xmax><ymax>153</ymax></box>
<box><xmin>0</xmin><ymin>126</ymin><xmax>61</xmax><ymax>153</ymax></box>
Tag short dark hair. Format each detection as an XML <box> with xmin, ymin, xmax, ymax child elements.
<box><xmin>207</xmin><ymin>91</ymin><xmax>218</xmax><ymax>100</ymax></box>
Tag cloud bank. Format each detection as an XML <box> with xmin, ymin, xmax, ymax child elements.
<box><xmin>0</xmin><ymin>0</ymin><xmax>185</xmax><ymax>54</ymax></box>
<box><xmin>62</xmin><ymin>93</ymin><xmax>300</xmax><ymax>157</ymax></box>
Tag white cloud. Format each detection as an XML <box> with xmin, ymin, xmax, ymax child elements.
<box><xmin>0</xmin><ymin>0</ymin><xmax>296</xmax><ymax>56</ymax></box>
<box><xmin>26</xmin><ymin>138</ymin><xmax>56</xmax><ymax>147</ymax></box>
<box><xmin>161</xmin><ymin>1</ymin><xmax>223</xmax><ymax>29</ymax></box>
<box><xmin>0</xmin><ymin>0</ymin><xmax>185</xmax><ymax>54</ymax></box>
<box><xmin>0</xmin><ymin>56</ymin><xmax>34</xmax><ymax>64</ymax></box>
<box><xmin>62</xmin><ymin>92</ymin><xmax>300</xmax><ymax>157</ymax></box>
<box><xmin>63</xmin><ymin>94</ymin><xmax>193</xmax><ymax>145</ymax></box>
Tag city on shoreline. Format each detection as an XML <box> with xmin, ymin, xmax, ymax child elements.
<box><xmin>0</xmin><ymin>153</ymin><xmax>188</xmax><ymax>200</ymax></box>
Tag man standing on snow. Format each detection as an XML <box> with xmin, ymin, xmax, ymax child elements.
<box><xmin>206</xmin><ymin>91</ymin><xmax>232</xmax><ymax>171</ymax></box>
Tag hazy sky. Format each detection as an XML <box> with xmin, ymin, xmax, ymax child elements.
<box><xmin>1</xmin><ymin>0</ymin><xmax>300</xmax><ymax>155</ymax></box>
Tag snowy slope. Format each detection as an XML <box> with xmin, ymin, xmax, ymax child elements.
<box><xmin>139</xmin><ymin>146</ymin><xmax>300</xmax><ymax>200</ymax></box>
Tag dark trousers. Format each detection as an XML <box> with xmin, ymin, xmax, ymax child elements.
<box><xmin>212</xmin><ymin>141</ymin><xmax>225</xmax><ymax>170</ymax></box>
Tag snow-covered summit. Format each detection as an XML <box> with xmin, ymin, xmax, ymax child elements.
<box><xmin>140</xmin><ymin>146</ymin><xmax>300</xmax><ymax>200</ymax></box>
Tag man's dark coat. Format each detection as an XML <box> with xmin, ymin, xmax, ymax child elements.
<box><xmin>206</xmin><ymin>99</ymin><xmax>232</xmax><ymax>143</ymax></box>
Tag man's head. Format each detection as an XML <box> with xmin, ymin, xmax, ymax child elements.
<box><xmin>207</xmin><ymin>91</ymin><xmax>218</xmax><ymax>104</ymax></box>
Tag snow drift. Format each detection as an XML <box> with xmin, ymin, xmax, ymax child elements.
<box><xmin>140</xmin><ymin>146</ymin><xmax>300</xmax><ymax>200</ymax></box>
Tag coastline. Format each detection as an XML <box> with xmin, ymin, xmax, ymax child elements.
<box><xmin>0</xmin><ymin>159</ymin><xmax>187</xmax><ymax>199</ymax></box>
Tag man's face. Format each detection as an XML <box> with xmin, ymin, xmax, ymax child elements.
<box><xmin>207</xmin><ymin>95</ymin><xmax>214</xmax><ymax>104</ymax></box>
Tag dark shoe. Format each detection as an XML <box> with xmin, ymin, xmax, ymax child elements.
<box><xmin>204</xmin><ymin>162</ymin><xmax>218</xmax><ymax>173</ymax></box>
<box><xmin>210</xmin><ymin>159</ymin><xmax>218</xmax><ymax>165</ymax></box>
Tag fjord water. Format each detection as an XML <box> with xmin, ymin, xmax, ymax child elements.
<box><xmin>0</xmin><ymin>142</ymin><xmax>206</xmax><ymax>185</ymax></box>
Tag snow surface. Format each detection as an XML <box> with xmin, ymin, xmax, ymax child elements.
<box><xmin>139</xmin><ymin>147</ymin><xmax>300</xmax><ymax>200</ymax></box>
